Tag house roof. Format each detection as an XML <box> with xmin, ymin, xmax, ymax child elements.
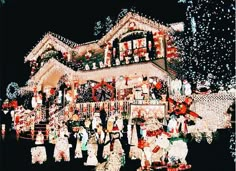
<box><xmin>24</xmin><ymin>32</ymin><xmax>72</xmax><ymax>62</ymax></box>
<box><xmin>24</xmin><ymin>32</ymin><xmax>101</xmax><ymax>62</ymax></box>
<box><xmin>97</xmin><ymin>12</ymin><xmax>172</xmax><ymax>46</ymax></box>
<box><xmin>24</xmin><ymin>11</ymin><xmax>176</xmax><ymax>62</ymax></box>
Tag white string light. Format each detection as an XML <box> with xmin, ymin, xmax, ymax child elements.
<box><xmin>26</xmin><ymin>58</ymin><xmax>170</xmax><ymax>88</ymax></box>
<box><xmin>6</xmin><ymin>82</ymin><xmax>19</xmax><ymax>100</ymax></box>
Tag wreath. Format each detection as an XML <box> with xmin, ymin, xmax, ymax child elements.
<box><xmin>128</xmin><ymin>21</ymin><xmax>136</xmax><ymax>31</ymax></box>
<box><xmin>92</xmin><ymin>80</ymin><xmax>114</xmax><ymax>102</ymax></box>
<box><xmin>6</xmin><ymin>82</ymin><xmax>19</xmax><ymax>100</ymax></box>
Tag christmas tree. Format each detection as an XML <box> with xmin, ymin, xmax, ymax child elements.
<box><xmin>175</xmin><ymin>0</ymin><xmax>235</xmax><ymax>92</ymax></box>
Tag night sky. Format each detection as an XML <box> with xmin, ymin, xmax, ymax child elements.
<box><xmin>0</xmin><ymin>0</ymin><xmax>185</xmax><ymax>99</ymax></box>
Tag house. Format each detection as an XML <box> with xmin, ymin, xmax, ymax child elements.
<box><xmin>15</xmin><ymin>10</ymin><xmax>234</xmax><ymax>144</ymax></box>
<box><xmin>21</xmin><ymin>11</ymin><xmax>180</xmax><ymax>104</ymax></box>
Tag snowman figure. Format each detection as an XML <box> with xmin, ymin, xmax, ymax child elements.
<box><xmin>182</xmin><ymin>79</ymin><xmax>192</xmax><ymax>96</ymax></box>
<box><xmin>92</xmin><ymin>62</ymin><xmax>97</xmax><ymax>70</ymax></box>
<box><xmin>85</xmin><ymin>64</ymin><xmax>90</xmax><ymax>70</ymax></box>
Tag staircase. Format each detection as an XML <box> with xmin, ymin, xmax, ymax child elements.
<box><xmin>19</xmin><ymin>121</ymin><xmax>49</xmax><ymax>141</ymax></box>
<box><xmin>18</xmin><ymin>106</ymin><xmax>65</xmax><ymax>141</ymax></box>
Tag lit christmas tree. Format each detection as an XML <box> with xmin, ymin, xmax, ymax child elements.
<box><xmin>93</xmin><ymin>7</ymin><xmax>134</xmax><ymax>39</ymax></box>
<box><xmin>105</xmin><ymin>16</ymin><xmax>114</xmax><ymax>33</ymax></box>
<box><xmin>117</xmin><ymin>8</ymin><xmax>129</xmax><ymax>21</ymax></box>
<box><xmin>175</xmin><ymin>0</ymin><xmax>235</xmax><ymax>92</ymax></box>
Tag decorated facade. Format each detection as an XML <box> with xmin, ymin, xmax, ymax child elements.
<box><xmin>1</xmin><ymin>11</ymin><xmax>235</xmax><ymax>171</ymax></box>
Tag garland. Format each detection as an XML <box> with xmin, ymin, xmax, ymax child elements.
<box><xmin>42</xmin><ymin>50</ymin><xmax>60</xmax><ymax>59</ymax></box>
<box><xmin>6</xmin><ymin>82</ymin><xmax>19</xmax><ymax>100</ymax></box>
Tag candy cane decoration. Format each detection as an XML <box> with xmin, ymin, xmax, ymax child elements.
<box><xmin>104</xmin><ymin>102</ymin><xmax>109</xmax><ymax>113</ymax></box>
<box><xmin>1</xmin><ymin>124</ymin><xmax>5</xmax><ymax>136</ymax></box>
<box><xmin>110</xmin><ymin>101</ymin><xmax>115</xmax><ymax>112</ymax></box>
<box><xmin>119</xmin><ymin>101</ymin><xmax>124</xmax><ymax>112</ymax></box>
<box><xmin>83</xmin><ymin>103</ymin><xmax>87</xmax><ymax>113</ymax></box>
<box><xmin>91</xmin><ymin>103</ymin><xmax>95</xmax><ymax>113</ymax></box>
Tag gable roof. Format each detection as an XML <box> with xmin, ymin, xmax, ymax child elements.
<box><xmin>97</xmin><ymin>12</ymin><xmax>172</xmax><ymax>46</ymax></box>
<box><xmin>24</xmin><ymin>32</ymin><xmax>72</xmax><ymax>62</ymax></box>
<box><xmin>24</xmin><ymin>11</ymin><xmax>176</xmax><ymax>63</ymax></box>
<box><xmin>24</xmin><ymin>32</ymin><xmax>99</xmax><ymax>62</ymax></box>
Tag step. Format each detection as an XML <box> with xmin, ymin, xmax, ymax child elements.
<box><xmin>19</xmin><ymin>135</ymin><xmax>49</xmax><ymax>141</ymax></box>
<box><xmin>19</xmin><ymin>132</ymin><xmax>49</xmax><ymax>141</ymax></box>
<box><xmin>34</xmin><ymin>127</ymin><xmax>47</xmax><ymax>130</ymax></box>
<box><xmin>34</xmin><ymin>124</ymin><xmax>47</xmax><ymax>127</ymax></box>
